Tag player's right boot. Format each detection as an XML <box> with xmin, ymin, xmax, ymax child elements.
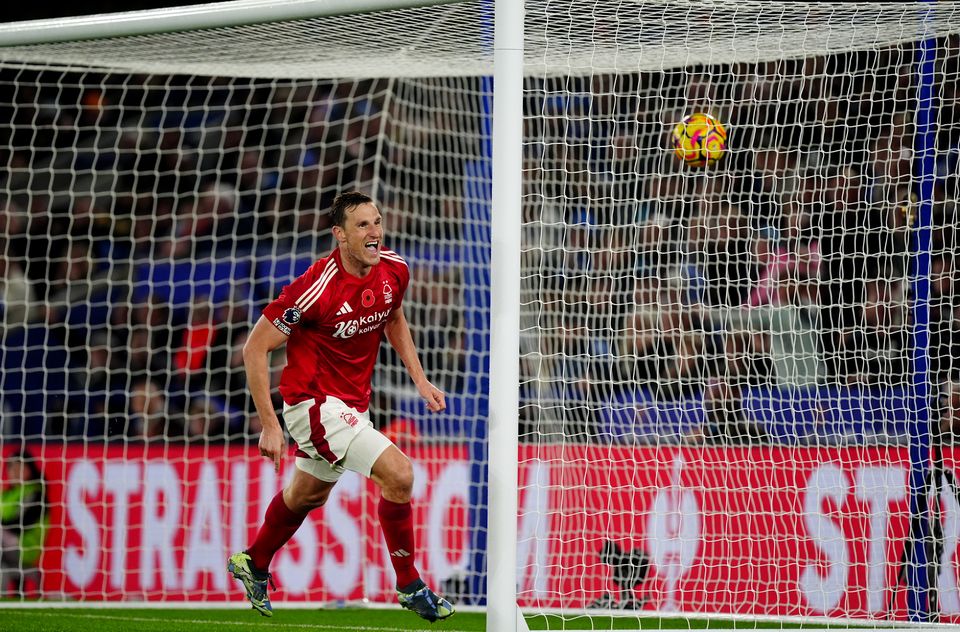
<box><xmin>397</xmin><ymin>579</ymin><xmax>455</xmax><ymax>622</ymax></box>
<box><xmin>227</xmin><ymin>551</ymin><xmax>275</xmax><ymax>617</ymax></box>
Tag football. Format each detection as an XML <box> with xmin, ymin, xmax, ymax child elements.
<box><xmin>671</xmin><ymin>112</ymin><xmax>728</xmax><ymax>168</ymax></box>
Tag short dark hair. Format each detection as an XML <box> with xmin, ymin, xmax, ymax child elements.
<box><xmin>330</xmin><ymin>191</ymin><xmax>375</xmax><ymax>228</ymax></box>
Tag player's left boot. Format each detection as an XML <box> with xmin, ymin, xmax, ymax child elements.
<box><xmin>227</xmin><ymin>551</ymin><xmax>275</xmax><ymax>617</ymax></box>
<box><xmin>397</xmin><ymin>579</ymin><xmax>455</xmax><ymax>622</ymax></box>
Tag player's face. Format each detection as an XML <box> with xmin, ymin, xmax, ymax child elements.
<box><xmin>5</xmin><ymin>460</ymin><xmax>25</xmax><ymax>484</ymax></box>
<box><xmin>335</xmin><ymin>202</ymin><xmax>383</xmax><ymax>276</ymax></box>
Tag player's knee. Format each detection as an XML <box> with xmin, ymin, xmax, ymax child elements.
<box><xmin>289</xmin><ymin>489</ymin><xmax>329</xmax><ymax>513</ymax></box>
<box><xmin>284</xmin><ymin>479</ymin><xmax>334</xmax><ymax>513</ymax></box>
<box><xmin>383</xmin><ymin>454</ymin><xmax>414</xmax><ymax>501</ymax></box>
<box><xmin>304</xmin><ymin>487</ymin><xmax>332</xmax><ymax>510</ymax></box>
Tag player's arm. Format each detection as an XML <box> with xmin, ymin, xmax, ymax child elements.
<box><xmin>243</xmin><ymin>315</ymin><xmax>289</xmax><ymax>471</ymax></box>
<box><xmin>384</xmin><ymin>306</ymin><xmax>446</xmax><ymax>412</ymax></box>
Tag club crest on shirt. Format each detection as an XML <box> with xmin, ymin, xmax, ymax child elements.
<box><xmin>362</xmin><ymin>289</ymin><xmax>376</xmax><ymax>308</ymax></box>
<box><xmin>283</xmin><ymin>307</ymin><xmax>302</xmax><ymax>325</ymax></box>
<box><xmin>383</xmin><ymin>281</ymin><xmax>393</xmax><ymax>304</ymax></box>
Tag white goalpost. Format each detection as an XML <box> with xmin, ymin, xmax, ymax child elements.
<box><xmin>487</xmin><ymin>1</ymin><xmax>524</xmax><ymax>631</ymax></box>
<box><xmin>2</xmin><ymin>2</ymin><xmax>960</xmax><ymax>631</ymax></box>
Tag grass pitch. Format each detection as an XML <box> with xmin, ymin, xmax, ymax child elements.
<box><xmin>0</xmin><ymin>607</ymin><xmax>828</xmax><ymax>631</ymax></box>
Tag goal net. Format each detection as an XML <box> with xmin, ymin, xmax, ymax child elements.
<box><xmin>1</xmin><ymin>0</ymin><xmax>959</xmax><ymax>627</ymax></box>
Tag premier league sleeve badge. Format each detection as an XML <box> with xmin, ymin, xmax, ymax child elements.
<box><xmin>283</xmin><ymin>307</ymin><xmax>302</xmax><ymax>325</ymax></box>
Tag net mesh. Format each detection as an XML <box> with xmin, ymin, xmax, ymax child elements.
<box><xmin>2</xmin><ymin>2</ymin><xmax>959</xmax><ymax>77</ymax></box>
<box><xmin>1</xmin><ymin>0</ymin><xmax>960</xmax><ymax>625</ymax></box>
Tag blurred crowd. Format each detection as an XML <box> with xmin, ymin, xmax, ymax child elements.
<box><xmin>0</xmin><ymin>75</ymin><xmax>469</xmax><ymax>442</ymax></box>
<box><xmin>1</xmin><ymin>37</ymin><xmax>959</xmax><ymax>445</ymax></box>
<box><xmin>519</xmin><ymin>39</ymin><xmax>960</xmax><ymax>443</ymax></box>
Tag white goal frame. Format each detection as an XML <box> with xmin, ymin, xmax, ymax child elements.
<box><xmin>5</xmin><ymin>2</ymin><xmax>959</xmax><ymax>631</ymax></box>
<box><xmin>0</xmin><ymin>1</ymin><xmax>527</xmax><ymax>631</ymax></box>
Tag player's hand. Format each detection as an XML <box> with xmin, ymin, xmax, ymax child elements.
<box><xmin>418</xmin><ymin>380</ymin><xmax>446</xmax><ymax>413</ymax></box>
<box><xmin>258</xmin><ymin>424</ymin><xmax>285</xmax><ymax>472</ymax></box>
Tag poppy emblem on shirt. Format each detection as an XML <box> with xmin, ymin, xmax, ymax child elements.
<box><xmin>362</xmin><ymin>289</ymin><xmax>376</xmax><ymax>308</ymax></box>
<box><xmin>283</xmin><ymin>307</ymin><xmax>302</xmax><ymax>325</ymax></box>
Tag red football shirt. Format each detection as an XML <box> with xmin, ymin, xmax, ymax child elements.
<box><xmin>261</xmin><ymin>247</ymin><xmax>409</xmax><ymax>410</ymax></box>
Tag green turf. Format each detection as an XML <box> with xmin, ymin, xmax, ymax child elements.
<box><xmin>0</xmin><ymin>608</ymin><xmax>856</xmax><ymax>632</ymax></box>
<box><xmin>0</xmin><ymin>607</ymin><xmax>477</xmax><ymax>632</ymax></box>
<box><xmin>526</xmin><ymin>615</ymin><xmax>822</xmax><ymax>629</ymax></box>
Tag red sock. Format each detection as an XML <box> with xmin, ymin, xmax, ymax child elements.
<box><xmin>246</xmin><ymin>492</ymin><xmax>308</xmax><ymax>572</ymax></box>
<box><xmin>379</xmin><ymin>497</ymin><xmax>421</xmax><ymax>589</ymax></box>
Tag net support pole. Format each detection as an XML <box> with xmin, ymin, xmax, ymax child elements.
<box><xmin>486</xmin><ymin>0</ymin><xmax>524</xmax><ymax>630</ymax></box>
<box><xmin>906</xmin><ymin>2</ymin><xmax>937</xmax><ymax>622</ymax></box>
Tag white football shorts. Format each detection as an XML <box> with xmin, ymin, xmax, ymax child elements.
<box><xmin>282</xmin><ymin>395</ymin><xmax>393</xmax><ymax>483</ymax></box>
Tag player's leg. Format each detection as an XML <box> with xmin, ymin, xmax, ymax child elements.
<box><xmin>229</xmin><ymin>397</ymin><xmax>342</xmax><ymax>617</ymax></box>
<box><xmin>0</xmin><ymin>529</ymin><xmax>22</xmax><ymax>596</ymax></box>
<box><xmin>354</xmin><ymin>436</ymin><xmax>454</xmax><ymax>622</ymax></box>
<box><xmin>228</xmin><ymin>463</ymin><xmax>337</xmax><ymax>617</ymax></box>
<box><xmin>248</xmin><ymin>465</ymin><xmax>337</xmax><ymax>570</ymax></box>
<box><xmin>369</xmin><ymin>446</ymin><xmax>419</xmax><ymax>585</ymax></box>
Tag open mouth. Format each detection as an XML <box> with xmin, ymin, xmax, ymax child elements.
<box><xmin>364</xmin><ymin>240</ymin><xmax>379</xmax><ymax>254</ymax></box>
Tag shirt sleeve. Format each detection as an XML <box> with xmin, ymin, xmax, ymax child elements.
<box><xmin>391</xmin><ymin>259</ymin><xmax>411</xmax><ymax>312</ymax></box>
<box><xmin>262</xmin><ymin>269</ymin><xmax>314</xmax><ymax>336</ymax></box>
